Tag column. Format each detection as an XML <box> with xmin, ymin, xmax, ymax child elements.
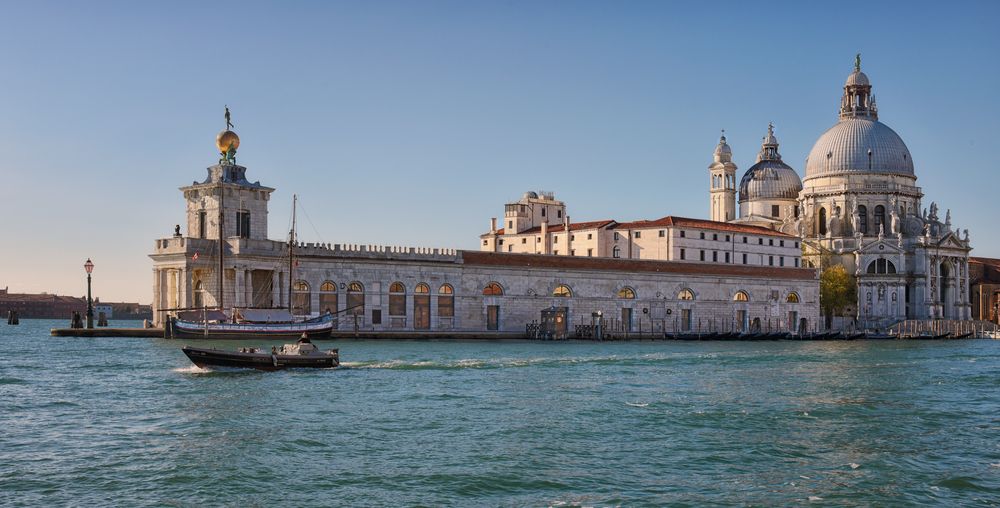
<box><xmin>234</xmin><ymin>265</ymin><xmax>244</xmax><ymax>308</ymax></box>
<box><xmin>178</xmin><ymin>268</ymin><xmax>188</xmax><ymax>310</ymax></box>
<box><xmin>152</xmin><ymin>269</ymin><xmax>161</xmax><ymax>326</ymax></box>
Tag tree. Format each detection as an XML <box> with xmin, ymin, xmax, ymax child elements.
<box><xmin>820</xmin><ymin>265</ymin><xmax>857</xmax><ymax>328</ymax></box>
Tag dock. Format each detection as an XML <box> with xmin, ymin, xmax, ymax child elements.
<box><xmin>51</xmin><ymin>328</ymin><xmax>164</xmax><ymax>338</ymax></box>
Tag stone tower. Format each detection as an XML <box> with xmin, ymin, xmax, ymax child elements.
<box><xmin>708</xmin><ymin>132</ymin><xmax>737</xmax><ymax>222</ymax></box>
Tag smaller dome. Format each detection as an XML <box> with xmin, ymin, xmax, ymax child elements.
<box><xmin>522</xmin><ymin>191</ymin><xmax>538</xmax><ymax>199</ymax></box>
<box><xmin>715</xmin><ymin>136</ymin><xmax>732</xmax><ymax>156</ymax></box>
<box><xmin>845</xmin><ymin>70</ymin><xmax>870</xmax><ymax>87</ymax></box>
<box><xmin>738</xmin><ymin>160</ymin><xmax>802</xmax><ymax>202</ymax></box>
<box><xmin>216</xmin><ymin>130</ymin><xmax>240</xmax><ymax>154</ymax></box>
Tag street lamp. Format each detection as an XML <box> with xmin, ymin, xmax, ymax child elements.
<box><xmin>84</xmin><ymin>258</ymin><xmax>94</xmax><ymax>329</ymax></box>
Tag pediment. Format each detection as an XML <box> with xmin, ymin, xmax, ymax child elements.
<box><xmin>857</xmin><ymin>237</ymin><xmax>903</xmax><ymax>255</ymax></box>
<box><xmin>934</xmin><ymin>232</ymin><xmax>968</xmax><ymax>250</ymax></box>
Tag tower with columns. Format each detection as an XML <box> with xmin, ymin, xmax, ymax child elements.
<box><xmin>708</xmin><ymin>132</ymin><xmax>737</xmax><ymax>222</ymax></box>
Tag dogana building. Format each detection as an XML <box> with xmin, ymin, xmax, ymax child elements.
<box><xmin>150</xmin><ymin>128</ymin><xmax>818</xmax><ymax>334</ymax></box>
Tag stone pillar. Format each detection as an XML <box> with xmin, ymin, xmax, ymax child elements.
<box><xmin>234</xmin><ymin>265</ymin><xmax>244</xmax><ymax>308</ymax></box>
<box><xmin>152</xmin><ymin>269</ymin><xmax>161</xmax><ymax>326</ymax></box>
<box><xmin>178</xmin><ymin>268</ymin><xmax>188</xmax><ymax>310</ymax></box>
<box><xmin>273</xmin><ymin>270</ymin><xmax>282</xmax><ymax>308</ymax></box>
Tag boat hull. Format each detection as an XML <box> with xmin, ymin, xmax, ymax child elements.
<box><xmin>166</xmin><ymin>314</ymin><xmax>335</xmax><ymax>340</ymax></box>
<box><xmin>182</xmin><ymin>346</ymin><xmax>339</xmax><ymax>371</ymax></box>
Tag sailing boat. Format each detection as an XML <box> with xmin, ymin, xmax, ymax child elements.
<box><xmin>165</xmin><ymin>193</ymin><xmax>336</xmax><ymax>340</ymax></box>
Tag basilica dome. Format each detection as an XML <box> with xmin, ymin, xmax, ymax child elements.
<box><xmin>738</xmin><ymin>124</ymin><xmax>802</xmax><ymax>203</ymax></box>
<box><xmin>804</xmin><ymin>62</ymin><xmax>914</xmax><ymax>178</ymax></box>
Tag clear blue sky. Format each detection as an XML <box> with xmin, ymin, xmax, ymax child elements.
<box><xmin>1</xmin><ymin>1</ymin><xmax>998</xmax><ymax>303</ymax></box>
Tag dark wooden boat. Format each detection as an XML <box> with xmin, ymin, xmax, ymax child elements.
<box><xmin>182</xmin><ymin>337</ymin><xmax>339</xmax><ymax>371</ymax></box>
<box><xmin>166</xmin><ymin>311</ymin><xmax>335</xmax><ymax>340</ymax></box>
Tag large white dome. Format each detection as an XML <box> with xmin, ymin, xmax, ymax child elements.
<box><xmin>804</xmin><ymin>117</ymin><xmax>914</xmax><ymax>178</ymax></box>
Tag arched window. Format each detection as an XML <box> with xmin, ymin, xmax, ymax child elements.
<box><xmin>818</xmin><ymin>207</ymin><xmax>827</xmax><ymax>236</ymax></box>
<box><xmin>787</xmin><ymin>292</ymin><xmax>800</xmax><ymax>303</ymax></box>
<box><xmin>733</xmin><ymin>291</ymin><xmax>749</xmax><ymax>302</ymax></box>
<box><xmin>678</xmin><ymin>288</ymin><xmax>695</xmax><ymax>300</ymax></box>
<box><xmin>193</xmin><ymin>280</ymin><xmax>204</xmax><ymax>308</ymax></box>
<box><xmin>612</xmin><ymin>246</ymin><xmax>621</xmax><ymax>258</ymax></box>
<box><xmin>866</xmin><ymin>259</ymin><xmax>897</xmax><ymax>274</ymax></box>
<box><xmin>618</xmin><ymin>287</ymin><xmax>636</xmax><ymax>299</ymax></box>
<box><xmin>438</xmin><ymin>284</ymin><xmax>454</xmax><ymax>318</ymax></box>
<box><xmin>292</xmin><ymin>280</ymin><xmax>311</xmax><ymax>315</ymax></box>
<box><xmin>874</xmin><ymin>205</ymin><xmax>886</xmax><ymax>232</ymax></box>
<box><xmin>319</xmin><ymin>281</ymin><xmax>337</xmax><ymax>315</ymax></box>
<box><xmin>857</xmin><ymin>205</ymin><xmax>868</xmax><ymax>234</ymax></box>
<box><xmin>413</xmin><ymin>283</ymin><xmax>430</xmax><ymax>329</ymax></box>
<box><xmin>553</xmin><ymin>285</ymin><xmax>572</xmax><ymax>297</ymax></box>
<box><xmin>389</xmin><ymin>282</ymin><xmax>406</xmax><ymax>316</ymax></box>
<box><xmin>483</xmin><ymin>282</ymin><xmax>504</xmax><ymax>296</ymax></box>
<box><xmin>347</xmin><ymin>282</ymin><xmax>364</xmax><ymax>316</ymax></box>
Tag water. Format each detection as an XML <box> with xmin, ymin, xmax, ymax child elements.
<box><xmin>2</xmin><ymin>320</ymin><xmax>1000</xmax><ymax>506</ymax></box>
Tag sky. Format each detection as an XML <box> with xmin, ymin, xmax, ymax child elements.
<box><xmin>1</xmin><ymin>1</ymin><xmax>998</xmax><ymax>303</ymax></box>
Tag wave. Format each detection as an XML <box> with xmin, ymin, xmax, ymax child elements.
<box><xmin>172</xmin><ymin>365</ymin><xmax>213</xmax><ymax>374</ymax></box>
<box><xmin>625</xmin><ymin>402</ymin><xmax>650</xmax><ymax>408</ymax></box>
<box><xmin>0</xmin><ymin>378</ymin><xmax>28</xmax><ymax>385</ymax></box>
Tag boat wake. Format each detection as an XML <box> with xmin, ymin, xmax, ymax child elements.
<box><xmin>172</xmin><ymin>365</ymin><xmax>213</xmax><ymax>374</ymax></box>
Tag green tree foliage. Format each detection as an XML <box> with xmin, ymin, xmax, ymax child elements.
<box><xmin>820</xmin><ymin>265</ymin><xmax>856</xmax><ymax>323</ymax></box>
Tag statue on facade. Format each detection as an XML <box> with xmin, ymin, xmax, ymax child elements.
<box><xmin>225</xmin><ymin>105</ymin><xmax>234</xmax><ymax>130</ymax></box>
<box><xmin>929</xmin><ymin>202</ymin><xmax>939</xmax><ymax>221</ymax></box>
<box><xmin>855</xmin><ymin>53</ymin><xmax>862</xmax><ymax>72</ymax></box>
<box><xmin>963</xmin><ymin>229</ymin><xmax>970</xmax><ymax>242</ymax></box>
<box><xmin>889</xmin><ymin>207</ymin><xmax>900</xmax><ymax>235</ymax></box>
<box><xmin>945</xmin><ymin>209</ymin><xmax>952</xmax><ymax>229</ymax></box>
<box><xmin>174</xmin><ymin>224</ymin><xmax>181</xmax><ymax>237</ymax></box>
<box><xmin>878</xmin><ymin>223</ymin><xmax>884</xmax><ymax>240</ymax></box>
<box><xmin>851</xmin><ymin>201</ymin><xmax>861</xmax><ymax>235</ymax></box>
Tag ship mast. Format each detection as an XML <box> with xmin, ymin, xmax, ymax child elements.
<box><xmin>288</xmin><ymin>194</ymin><xmax>297</xmax><ymax>310</ymax></box>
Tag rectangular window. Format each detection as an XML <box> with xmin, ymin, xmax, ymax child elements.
<box><xmin>587</xmin><ymin>233</ymin><xmax>592</xmax><ymax>240</ymax></box>
<box><xmin>780</xmin><ymin>240</ymin><xmax>785</xmax><ymax>247</ymax></box>
<box><xmin>780</xmin><ymin>257</ymin><xmax>785</xmax><ymax>267</ymax></box>
<box><xmin>522</xmin><ymin>238</ymin><xmax>526</xmax><ymax>244</ymax></box>
<box><xmin>587</xmin><ymin>248</ymin><xmax>593</xmax><ymax>257</ymax></box>
<box><xmin>541</xmin><ymin>208</ymin><xmax>546</xmax><ymax>217</ymax></box>
<box><xmin>772</xmin><ymin>205</ymin><xmax>780</xmax><ymax>217</ymax></box>
<box><xmin>570</xmin><ymin>250</ymin><xmax>575</xmax><ymax>256</ymax></box>
<box><xmin>482</xmin><ymin>240</ymin><xmax>487</xmax><ymax>246</ymax></box>
<box><xmin>571</xmin><ymin>235</ymin><xmax>575</xmax><ymax>241</ymax></box>
<box><xmin>712</xmin><ymin>251</ymin><xmax>718</xmax><ymax>262</ymax></box>
<box><xmin>743</xmin><ymin>236</ymin><xmax>748</xmax><ymax>244</ymax></box>
<box><xmin>680</xmin><ymin>249</ymin><xmax>686</xmax><ymax>260</ymax></box>
<box><xmin>794</xmin><ymin>258</ymin><xmax>799</xmax><ymax>267</ymax></box>
<box><xmin>769</xmin><ymin>256</ymin><xmax>774</xmax><ymax>266</ymax></box>
<box><xmin>713</xmin><ymin>233</ymin><xmax>718</xmax><ymax>241</ymax></box>
<box><xmin>700</xmin><ymin>250</ymin><xmax>705</xmax><ymax>261</ymax></box>
<box><xmin>236</xmin><ymin>210</ymin><xmax>251</xmax><ymax>239</ymax></box>
<box><xmin>553</xmin><ymin>250</ymin><xmax>559</xmax><ymax>255</ymax></box>
<box><xmin>680</xmin><ymin>231</ymin><xmax>686</xmax><ymax>238</ymax></box>
<box><xmin>795</xmin><ymin>241</ymin><xmax>799</xmax><ymax>248</ymax></box>
<box><xmin>499</xmin><ymin>239</ymin><xmax>504</xmax><ymax>245</ymax></box>
<box><xmin>614</xmin><ymin>232</ymin><xmax>620</xmax><ymax>240</ymax></box>
<box><xmin>769</xmin><ymin>239</ymin><xmax>774</xmax><ymax>246</ymax></box>
<box><xmin>725</xmin><ymin>235</ymin><xmax>730</xmax><ymax>242</ymax></box>
<box><xmin>557</xmin><ymin>210</ymin><xmax>562</xmax><ymax>218</ymax></box>
<box><xmin>700</xmin><ymin>232</ymin><xmax>705</xmax><ymax>240</ymax></box>
<box><xmin>507</xmin><ymin>245</ymin><xmax>512</xmax><ymax>252</ymax></box>
<box><xmin>725</xmin><ymin>252</ymin><xmax>730</xmax><ymax>263</ymax></box>
<box><xmin>658</xmin><ymin>230</ymin><xmax>665</xmax><ymax>237</ymax></box>
<box><xmin>508</xmin><ymin>221</ymin><xmax>512</xmax><ymax>229</ymax></box>
<box><xmin>743</xmin><ymin>253</ymin><xmax>747</xmax><ymax>264</ymax></box>
<box><xmin>371</xmin><ymin>309</ymin><xmax>382</xmax><ymax>325</ymax></box>
<box><xmin>681</xmin><ymin>309</ymin><xmax>692</xmax><ymax>332</ymax></box>
<box><xmin>634</xmin><ymin>231</ymin><xmax>641</xmax><ymax>239</ymax></box>
<box><xmin>198</xmin><ymin>210</ymin><xmax>207</xmax><ymax>239</ymax></box>
<box><xmin>759</xmin><ymin>238</ymin><xmax>763</xmax><ymax>245</ymax></box>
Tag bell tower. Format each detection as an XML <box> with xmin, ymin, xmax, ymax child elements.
<box><xmin>709</xmin><ymin>131</ymin><xmax>737</xmax><ymax>222</ymax></box>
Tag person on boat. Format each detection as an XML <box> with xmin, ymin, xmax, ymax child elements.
<box><xmin>271</xmin><ymin>346</ymin><xmax>277</xmax><ymax>354</ymax></box>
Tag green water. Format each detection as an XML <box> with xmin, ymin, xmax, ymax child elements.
<box><xmin>2</xmin><ymin>320</ymin><xmax>999</xmax><ymax>506</ymax></box>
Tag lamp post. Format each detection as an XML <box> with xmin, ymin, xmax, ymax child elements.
<box><xmin>84</xmin><ymin>258</ymin><xmax>94</xmax><ymax>329</ymax></box>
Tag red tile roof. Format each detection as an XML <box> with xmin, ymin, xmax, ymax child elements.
<box><xmin>461</xmin><ymin>251</ymin><xmax>816</xmax><ymax>280</ymax></box>
<box><xmin>972</xmin><ymin>257</ymin><xmax>1000</xmax><ymax>268</ymax></box>
<box><xmin>614</xmin><ymin>216</ymin><xmax>794</xmax><ymax>237</ymax></box>
<box><xmin>486</xmin><ymin>216</ymin><xmax>793</xmax><ymax>238</ymax></box>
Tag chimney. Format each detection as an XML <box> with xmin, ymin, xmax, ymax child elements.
<box><xmin>490</xmin><ymin>217</ymin><xmax>497</xmax><ymax>234</ymax></box>
<box><xmin>564</xmin><ymin>215</ymin><xmax>571</xmax><ymax>255</ymax></box>
<box><xmin>541</xmin><ymin>221</ymin><xmax>549</xmax><ymax>255</ymax></box>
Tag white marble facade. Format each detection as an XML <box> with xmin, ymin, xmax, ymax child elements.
<box><xmin>718</xmin><ymin>59</ymin><xmax>972</xmax><ymax>323</ymax></box>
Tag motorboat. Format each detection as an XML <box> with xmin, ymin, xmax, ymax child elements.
<box><xmin>182</xmin><ymin>337</ymin><xmax>339</xmax><ymax>371</ymax></box>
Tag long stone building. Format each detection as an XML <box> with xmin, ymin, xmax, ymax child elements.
<box><xmin>150</xmin><ymin>128</ymin><xmax>819</xmax><ymax>334</ymax></box>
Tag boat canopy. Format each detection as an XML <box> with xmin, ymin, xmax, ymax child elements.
<box><xmin>177</xmin><ymin>309</ymin><xmax>229</xmax><ymax>322</ymax></box>
<box><xmin>235</xmin><ymin>309</ymin><xmax>295</xmax><ymax>324</ymax></box>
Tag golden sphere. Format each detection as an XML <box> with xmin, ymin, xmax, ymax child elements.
<box><xmin>216</xmin><ymin>130</ymin><xmax>240</xmax><ymax>154</ymax></box>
